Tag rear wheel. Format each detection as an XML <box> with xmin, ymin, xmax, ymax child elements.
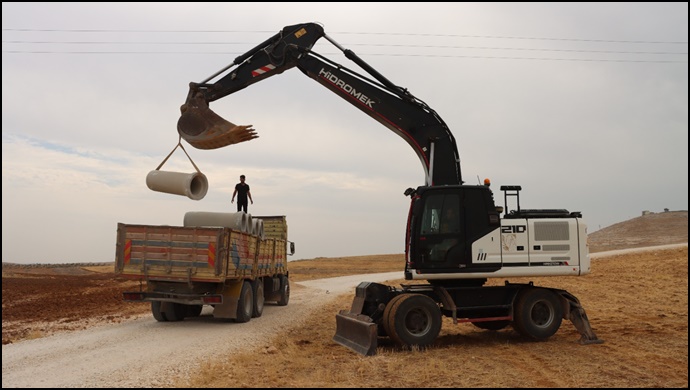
<box><xmin>387</xmin><ymin>294</ymin><xmax>442</xmax><ymax>349</ymax></box>
<box><xmin>277</xmin><ymin>275</ymin><xmax>290</xmax><ymax>306</ymax></box>
<box><xmin>235</xmin><ymin>281</ymin><xmax>253</xmax><ymax>323</ymax></box>
<box><xmin>152</xmin><ymin>302</ymin><xmax>186</xmax><ymax>321</ymax></box>
<box><xmin>513</xmin><ymin>288</ymin><xmax>563</xmax><ymax>340</ymax></box>
<box><xmin>151</xmin><ymin>301</ymin><xmax>167</xmax><ymax>322</ymax></box>
<box><xmin>252</xmin><ymin>278</ymin><xmax>265</xmax><ymax>318</ymax></box>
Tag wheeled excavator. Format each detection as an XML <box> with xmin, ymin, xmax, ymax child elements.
<box><xmin>176</xmin><ymin>22</ymin><xmax>603</xmax><ymax>356</ymax></box>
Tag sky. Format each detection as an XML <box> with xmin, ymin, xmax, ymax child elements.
<box><xmin>2</xmin><ymin>2</ymin><xmax>688</xmax><ymax>264</ymax></box>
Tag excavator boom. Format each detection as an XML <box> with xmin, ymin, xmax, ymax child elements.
<box><xmin>176</xmin><ymin>22</ymin><xmax>462</xmax><ymax>187</ymax></box>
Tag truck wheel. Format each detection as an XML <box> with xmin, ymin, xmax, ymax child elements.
<box><xmin>164</xmin><ymin>303</ymin><xmax>185</xmax><ymax>321</ymax></box>
<box><xmin>472</xmin><ymin>320</ymin><xmax>510</xmax><ymax>331</ymax></box>
<box><xmin>185</xmin><ymin>304</ymin><xmax>203</xmax><ymax>318</ymax></box>
<box><xmin>387</xmin><ymin>294</ymin><xmax>442</xmax><ymax>349</ymax></box>
<box><xmin>513</xmin><ymin>288</ymin><xmax>563</xmax><ymax>340</ymax></box>
<box><xmin>235</xmin><ymin>281</ymin><xmax>253</xmax><ymax>323</ymax></box>
<box><xmin>151</xmin><ymin>301</ymin><xmax>167</xmax><ymax>322</ymax></box>
<box><xmin>277</xmin><ymin>275</ymin><xmax>290</xmax><ymax>306</ymax></box>
<box><xmin>252</xmin><ymin>278</ymin><xmax>265</xmax><ymax>318</ymax></box>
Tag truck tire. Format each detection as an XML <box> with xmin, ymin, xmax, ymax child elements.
<box><xmin>252</xmin><ymin>278</ymin><xmax>265</xmax><ymax>318</ymax></box>
<box><xmin>472</xmin><ymin>320</ymin><xmax>510</xmax><ymax>331</ymax></box>
<box><xmin>152</xmin><ymin>301</ymin><xmax>186</xmax><ymax>321</ymax></box>
<box><xmin>277</xmin><ymin>275</ymin><xmax>289</xmax><ymax>306</ymax></box>
<box><xmin>151</xmin><ymin>301</ymin><xmax>167</xmax><ymax>322</ymax></box>
<box><xmin>513</xmin><ymin>288</ymin><xmax>563</xmax><ymax>340</ymax></box>
<box><xmin>164</xmin><ymin>303</ymin><xmax>186</xmax><ymax>321</ymax></box>
<box><xmin>386</xmin><ymin>294</ymin><xmax>442</xmax><ymax>349</ymax></box>
<box><xmin>235</xmin><ymin>281</ymin><xmax>253</xmax><ymax>323</ymax></box>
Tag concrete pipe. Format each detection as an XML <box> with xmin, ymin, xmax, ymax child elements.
<box><xmin>252</xmin><ymin>218</ymin><xmax>265</xmax><ymax>239</ymax></box>
<box><xmin>146</xmin><ymin>170</ymin><xmax>208</xmax><ymax>201</ymax></box>
<box><xmin>245</xmin><ymin>213</ymin><xmax>253</xmax><ymax>234</ymax></box>
<box><xmin>183</xmin><ymin>211</ymin><xmax>248</xmax><ymax>231</ymax></box>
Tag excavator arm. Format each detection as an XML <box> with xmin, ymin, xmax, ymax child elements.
<box><xmin>177</xmin><ymin>22</ymin><xmax>462</xmax><ymax>186</ymax></box>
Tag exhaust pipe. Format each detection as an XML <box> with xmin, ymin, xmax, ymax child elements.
<box><xmin>177</xmin><ymin>92</ymin><xmax>258</xmax><ymax>150</ymax></box>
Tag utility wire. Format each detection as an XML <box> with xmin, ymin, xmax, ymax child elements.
<box><xmin>1</xmin><ymin>50</ymin><xmax>686</xmax><ymax>63</ymax></box>
<box><xmin>2</xmin><ymin>28</ymin><xmax>687</xmax><ymax>45</ymax></box>
<box><xmin>3</xmin><ymin>28</ymin><xmax>686</xmax><ymax>62</ymax></box>
<box><xmin>2</xmin><ymin>40</ymin><xmax>687</xmax><ymax>56</ymax></box>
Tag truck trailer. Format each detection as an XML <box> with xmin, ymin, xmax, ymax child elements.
<box><xmin>115</xmin><ymin>215</ymin><xmax>293</xmax><ymax>323</ymax></box>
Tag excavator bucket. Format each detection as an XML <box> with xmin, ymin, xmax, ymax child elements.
<box><xmin>333</xmin><ymin>310</ymin><xmax>378</xmax><ymax>356</ymax></box>
<box><xmin>177</xmin><ymin>92</ymin><xmax>258</xmax><ymax>150</ymax></box>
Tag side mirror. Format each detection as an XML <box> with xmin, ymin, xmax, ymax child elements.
<box><xmin>289</xmin><ymin>241</ymin><xmax>295</xmax><ymax>256</ymax></box>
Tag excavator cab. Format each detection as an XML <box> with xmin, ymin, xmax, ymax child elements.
<box><xmin>177</xmin><ymin>89</ymin><xmax>258</xmax><ymax>150</ymax></box>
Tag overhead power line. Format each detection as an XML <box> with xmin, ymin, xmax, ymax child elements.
<box><xmin>3</xmin><ymin>28</ymin><xmax>687</xmax><ymax>63</ymax></box>
<box><xmin>2</xmin><ymin>40</ymin><xmax>688</xmax><ymax>57</ymax></box>
<box><xmin>2</xmin><ymin>28</ymin><xmax>688</xmax><ymax>45</ymax></box>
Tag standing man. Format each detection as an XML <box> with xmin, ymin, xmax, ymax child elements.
<box><xmin>231</xmin><ymin>174</ymin><xmax>253</xmax><ymax>213</ymax></box>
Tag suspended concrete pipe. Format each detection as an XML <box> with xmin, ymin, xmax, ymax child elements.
<box><xmin>183</xmin><ymin>211</ymin><xmax>249</xmax><ymax>232</ymax></box>
<box><xmin>146</xmin><ymin>170</ymin><xmax>208</xmax><ymax>201</ymax></box>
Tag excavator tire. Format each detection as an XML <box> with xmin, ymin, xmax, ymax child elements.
<box><xmin>382</xmin><ymin>294</ymin><xmax>407</xmax><ymax>340</ymax></box>
<box><xmin>386</xmin><ymin>293</ymin><xmax>442</xmax><ymax>349</ymax></box>
<box><xmin>513</xmin><ymin>288</ymin><xmax>563</xmax><ymax>340</ymax></box>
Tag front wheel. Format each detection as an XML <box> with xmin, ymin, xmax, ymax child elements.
<box><xmin>513</xmin><ymin>288</ymin><xmax>563</xmax><ymax>340</ymax></box>
<box><xmin>386</xmin><ymin>294</ymin><xmax>442</xmax><ymax>349</ymax></box>
<box><xmin>277</xmin><ymin>275</ymin><xmax>290</xmax><ymax>306</ymax></box>
<box><xmin>235</xmin><ymin>281</ymin><xmax>253</xmax><ymax>323</ymax></box>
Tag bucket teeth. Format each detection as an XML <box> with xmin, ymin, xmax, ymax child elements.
<box><xmin>177</xmin><ymin>93</ymin><xmax>258</xmax><ymax>150</ymax></box>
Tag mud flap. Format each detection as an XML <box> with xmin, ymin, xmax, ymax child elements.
<box><xmin>333</xmin><ymin>311</ymin><xmax>378</xmax><ymax>356</ymax></box>
<box><xmin>177</xmin><ymin>92</ymin><xmax>258</xmax><ymax>150</ymax></box>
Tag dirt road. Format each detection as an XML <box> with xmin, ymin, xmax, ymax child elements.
<box><xmin>1</xmin><ymin>272</ymin><xmax>402</xmax><ymax>388</ymax></box>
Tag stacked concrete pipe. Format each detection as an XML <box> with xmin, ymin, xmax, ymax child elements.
<box><xmin>183</xmin><ymin>211</ymin><xmax>251</xmax><ymax>233</ymax></box>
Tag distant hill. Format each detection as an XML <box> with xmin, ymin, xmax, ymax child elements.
<box><xmin>588</xmin><ymin>210</ymin><xmax>688</xmax><ymax>253</ymax></box>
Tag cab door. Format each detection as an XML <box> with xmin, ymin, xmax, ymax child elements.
<box><xmin>413</xmin><ymin>192</ymin><xmax>465</xmax><ymax>269</ymax></box>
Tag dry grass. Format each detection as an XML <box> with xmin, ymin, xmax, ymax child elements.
<box><xmin>180</xmin><ymin>247</ymin><xmax>688</xmax><ymax>388</ymax></box>
<box><xmin>287</xmin><ymin>254</ymin><xmax>402</xmax><ymax>282</ymax></box>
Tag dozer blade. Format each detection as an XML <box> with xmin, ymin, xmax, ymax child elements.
<box><xmin>333</xmin><ymin>310</ymin><xmax>378</xmax><ymax>356</ymax></box>
<box><xmin>177</xmin><ymin>92</ymin><xmax>258</xmax><ymax>150</ymax></box>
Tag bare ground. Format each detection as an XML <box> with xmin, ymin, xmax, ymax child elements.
<box><xmin>2</xmin><ymin>211</ymin><xmax>687</xmax><ymax>387</ymax></box>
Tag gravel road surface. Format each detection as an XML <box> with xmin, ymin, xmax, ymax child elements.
<box><xmin>1</xmin><ymin>272</ymin><xmax>402</xmax><ymax>388</ymax></box>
